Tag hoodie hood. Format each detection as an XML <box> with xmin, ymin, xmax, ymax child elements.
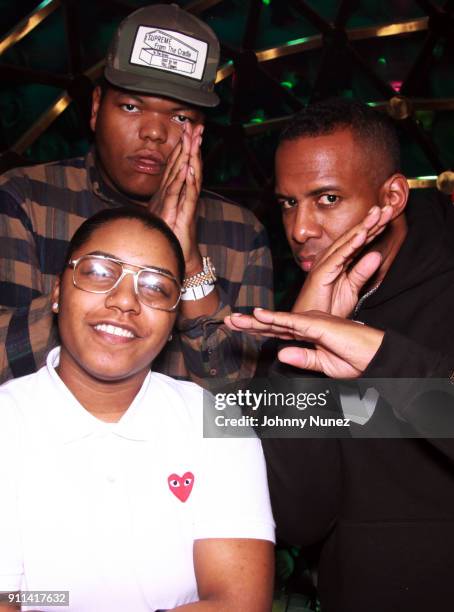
<box><xmin>360</xmin><ymin>189</ymin><xmax>454</xmax><ymax>311</ymax></box>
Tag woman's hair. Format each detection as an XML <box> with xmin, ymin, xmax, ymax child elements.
<box><xmin>64</xmin><ymin>207</ymin><xmax>185</xmax><ymax>282</ymax></box>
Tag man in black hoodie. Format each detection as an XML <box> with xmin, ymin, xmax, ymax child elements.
<box><xmin>225</xmin><ymin>99</ymin><xmax>454</xmax><ymax>612</ymax></box>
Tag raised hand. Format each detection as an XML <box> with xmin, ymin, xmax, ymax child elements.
<box><xmin>292</xmin><ymin>204</ymin><xmax>393</xmax><ymax>318</ymax></box>
<box><xmin>226</xmin><ymin>308</ymin><xmax>384</xmax><ymax>378</ymax></box>
<box><xmin>150</xmin><ymin>122</ymin><xmax>204</xmax><ymax>273</ymax></box>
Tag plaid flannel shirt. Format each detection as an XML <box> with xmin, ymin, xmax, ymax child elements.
<box><xmin>0</xmin><ymin>150</ymin><xmax>273</xmax><ymax>389</ymax></box>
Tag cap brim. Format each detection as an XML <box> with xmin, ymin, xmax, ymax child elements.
<box><xmin>104</xmin><ymin>67</ymin><xmax>219</xmax><ymax>108</ymax></box>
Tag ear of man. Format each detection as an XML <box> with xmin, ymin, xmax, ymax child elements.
<box><xmin>90</xmin><ymin>86</ymin><xmax>102</xmax><ymax>133</ymax></box>
<box><xmin>379</xmin><ymin>173</ymin><xmax>409</xmax><ymax>220</ymax></box>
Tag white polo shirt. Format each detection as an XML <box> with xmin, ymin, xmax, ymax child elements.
<box><xmin>0</xmin><ymin>348</ymin><xmax>275</xmax><ymax>612</ymax></box>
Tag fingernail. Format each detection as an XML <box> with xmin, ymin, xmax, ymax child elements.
<box><xmin>254</xmin><ymin>307</ymin><xmax>264</xmax><ymax>311</ymax></box>
<box><xmin>367</xmin><ymin>206</ymin><xmax>378</xmax><ymax>214</ymax></box>
<box><xmin>231</xmin><ymin>312</ymin><xmax>242</xmax><ymax>317</ymax></box>
<box><xmin>200</xmin><ymin>125</ymin><xmax>205</xmax><ymax>134</ymax></box>
<box><xmin>198</xmin><ymin>137</ymin><xmax>202</xmax><ymax>147</ymax></box>
<box><xmin>189</xmin><ymin>166</ymin><xmax>195</xmax><ymax>176</ymax></box>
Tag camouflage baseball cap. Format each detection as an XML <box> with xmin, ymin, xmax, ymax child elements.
<box><xmin>104</xmin><ymin>3</ymin><xmax>220</xmax><ymax>108</ymax></box>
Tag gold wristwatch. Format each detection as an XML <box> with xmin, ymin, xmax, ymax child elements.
<box><xmin>181</xmin><ymin>256</ymin><xmax>217</xmax><ymax>301</ymax></box>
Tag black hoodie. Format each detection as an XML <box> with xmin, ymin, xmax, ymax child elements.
<box><xmin>262</xmin><ymin>191</ymin><xmax>454</xmax><ymax>612</ymax></box>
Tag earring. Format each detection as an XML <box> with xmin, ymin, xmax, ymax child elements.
<box><xmin>52</xmin><ymin>302</ymin><xmax>59</xmax><ymax>313</ymax></box>
<box><xmin>168</xmin><ymin>333</ymin><xmax>173</xmax><ymax>342</ymax></box>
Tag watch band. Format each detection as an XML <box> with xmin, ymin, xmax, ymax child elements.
<box><xmin>181</xmin><ymin>256</ymin><xmax>217</xmax><ymax>301</ymax></box>
<box><xmin>181</xmin><ymin>283</ymin><xmax>216</xmax><ymax>301</ymax></box>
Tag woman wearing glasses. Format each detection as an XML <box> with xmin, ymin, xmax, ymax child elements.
<box><xmin>0</xmin><ymin>207</ymin><xmax>274</xmax><ymax>612</ymax></box>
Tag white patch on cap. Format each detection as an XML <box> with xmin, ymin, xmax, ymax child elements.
<box><xmin>130</xmin><ymin>26</ymin><xmax>208</xmax><ymax>81</ymax></box>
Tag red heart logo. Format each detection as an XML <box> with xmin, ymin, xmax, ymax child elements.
<box><xmin>168</xmin><ymin>472</ymin><xmax>195</xmax><ymax>502</ymax></box>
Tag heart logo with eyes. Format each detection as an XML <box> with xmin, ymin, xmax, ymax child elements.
<box><xmin>168</xmin><ymin>472</ymin><xmax>195</xmax><ymax>502</ymax></box>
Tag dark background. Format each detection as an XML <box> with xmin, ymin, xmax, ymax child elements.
<box><xmin>1</xmin><ymin>0</ymin><xmax>453</xmax><ymax>299</ymax></box>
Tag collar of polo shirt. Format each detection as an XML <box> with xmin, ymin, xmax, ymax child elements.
<box><xmin>45</xmin><ymin>347</ymin><xmax>153</xmax><ymax>443</ymax></box>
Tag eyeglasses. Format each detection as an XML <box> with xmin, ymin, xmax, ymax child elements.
<box><xmin>68</xmin><ymin>255</ymin><xmax>182</xmax><ymax>312</ymax></box>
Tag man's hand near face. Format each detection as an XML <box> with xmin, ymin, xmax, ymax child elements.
<box><xmin>150</xmin><ymin>122</ymin><xmax>220</xmax><ymax>318</ymax></box>
<box><xmin>292</xmin><ymin>204</ymin><xmax>393</xmax><ymax>318</ymax></box>
<box><xmin>223</xmin><ymin>193</ymin><xmax>394</xmax><ymax>348</ymax></box>
<box><xmin>225</xmin><ymin>307</ymin><xmax>384</xmax><ymax>378</ymax></box>
<box><xmin>224</xmin><ymin>207</ymin><xmax>392</xmax><ymax>377</ymax></box>
<box><xmin>150</xmin><ymin>122</ymin><xmax>204</xmax><ymax>274</ymax></box>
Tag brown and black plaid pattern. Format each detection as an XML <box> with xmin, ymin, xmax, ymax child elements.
<box><xmin>0</xmin><ymin>151</ymin><xmax>273</xmax><ymax>389</ymax></box>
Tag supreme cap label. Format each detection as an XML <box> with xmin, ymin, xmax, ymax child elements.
<box><xmin>130</xmin><ymin>26</ymin><xmax>208</xmax><ymax>81</ymax></box>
